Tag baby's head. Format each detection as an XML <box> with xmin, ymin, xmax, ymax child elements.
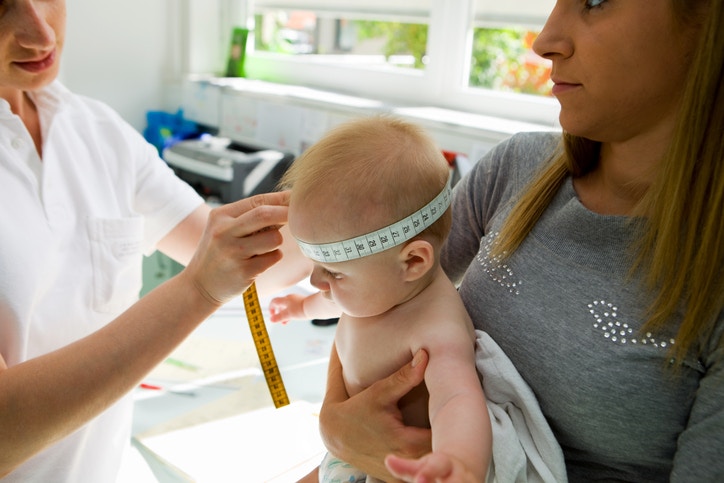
<box><xmin>282</xmin><ymin>115</ymin><xmax>451</xmax><ymax>250</ymax></box>
<box><xmin>282</xmin><ymin>115</ymin><xmax>452</xmax><ymax>317</ymax></box>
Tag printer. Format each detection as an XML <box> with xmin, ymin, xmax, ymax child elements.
<box><xmin>163</xmin><ymin>136</ymin><xmax>294</xmax><ymax>203</ymax></box>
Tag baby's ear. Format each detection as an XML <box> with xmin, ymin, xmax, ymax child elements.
<box><xmin>399</xmin><ymin>239</ymin><xmax>434</xmax><ymax>282</ymax></box>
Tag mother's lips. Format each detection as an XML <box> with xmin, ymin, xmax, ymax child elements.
<box><xmin>550</xmin><ymin>79</ymin><xmax>581</xmax><ymax>95</ymax></box>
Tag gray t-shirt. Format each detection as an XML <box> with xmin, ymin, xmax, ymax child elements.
<box><xmin>442</xmin><ymin>132</ymin><xmax>723</xmax><ymax>482</ymax></box>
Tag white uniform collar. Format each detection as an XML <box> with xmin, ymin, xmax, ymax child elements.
<box><xmin>0</xmin><ymin>80</ymin><xmax>72</xmax><ymax>119</ymax></box>
<box><xmin>27</xmin><ymin>80</ymin><xmax>73</xmax><ymax>117</ymax></box>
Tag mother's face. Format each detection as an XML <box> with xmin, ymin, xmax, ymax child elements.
<box><xmin>533</xmin><ymin>0</ymin><xmax>701</xmax><ymax>144</ymax></box>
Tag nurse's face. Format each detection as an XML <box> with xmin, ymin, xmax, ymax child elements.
<box><xmin>0</xmin><ymin>0</ymin><xmax>66</xmax><ymax>95</ymax></box>
<box><xmin>533</xmin><ymin>0</ymin><xmax>700</xmax><ymax>143</ymax></box>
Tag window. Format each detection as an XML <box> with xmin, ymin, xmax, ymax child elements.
<box><xmin>469</xmin><ymin>0</ymin><xmax>553</xmax><ymax>96</ymax></box>
<box><xmin>469</xmin><ymin>27</ymin><xmax>550</xmax><ymax>96</ymax></box>
<box><xmin>250</xmin><ymin>1</ymin><xmax>432</xmax><ymax>75</ymax></box>
<box><xmin>190</xmin><ymin>1</ymin><xmax>559</xmax><ymax>126</ymax></box>
<box><xmin>253</xmin><ymin>8</ymin><xmax>430</xmax><ymax>71</ymax></box>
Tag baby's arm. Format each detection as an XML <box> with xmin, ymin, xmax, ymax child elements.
<box><xmin>402</xmin><ymin>325</ymin><xmax>491</xmax><ymax>481</ymax></box>
<box><xmin>269</xmin><ymin>291</ymin><xmax>342</xmax><ymax>323</ymax></box>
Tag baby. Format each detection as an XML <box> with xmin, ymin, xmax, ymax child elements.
<box><xmin>270</xmin><ymin>115</ymin><xmax>491</xmax><ymax>482</ymax></box>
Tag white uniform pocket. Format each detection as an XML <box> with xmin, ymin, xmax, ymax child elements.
<box><xmin>88</xmin><ymin>216</ymin><xmax>144</xmax><ymax>314</ymax></box>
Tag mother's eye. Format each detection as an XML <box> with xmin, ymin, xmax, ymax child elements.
<box><xmin>584</xmin><ymin>0</ymin><xmax>608</xmax><ymax>10</ymax></box>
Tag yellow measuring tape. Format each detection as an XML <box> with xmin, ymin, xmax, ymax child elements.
<box><xmin>243</xmin><ymin>282</ymin><xmax>290</xmax><ymax>408</ymax></box>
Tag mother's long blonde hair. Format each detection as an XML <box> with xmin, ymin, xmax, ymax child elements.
<box><xmin>492</xmin><ymin>0</ymin><xmax>723</xmax><ymax>363</ymax></box>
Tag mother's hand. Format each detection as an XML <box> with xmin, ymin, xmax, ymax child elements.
<box><xmin>319</xmin><ymin>347</ymin><xmax>432</xmax><ymax>481</ymax></box>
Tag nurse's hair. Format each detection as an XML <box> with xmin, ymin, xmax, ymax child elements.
<box><xmin>281</xmin><ymin>115</ymin><xmax>452</xmax><ymax>244</ymax></box>
<box><xmin>493</xmin><ymin>0</ymin><xmax>722</xmax><ymax>364</ymax></box>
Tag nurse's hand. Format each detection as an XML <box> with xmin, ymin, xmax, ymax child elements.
<box><xmin>319</xmin><ymin>347</ymin><xmax>432</xmax><ymax>481</ymax></box>
<box><xmin>183</xmin><ymin>191</ymin><xmax>290</xmax><ymax>307</ymax></box>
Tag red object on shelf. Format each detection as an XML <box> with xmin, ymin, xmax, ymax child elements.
<box><xmin>441</xmin><ymin>150</ymin><xmax>458</xmax><ymax>167</ymax></box>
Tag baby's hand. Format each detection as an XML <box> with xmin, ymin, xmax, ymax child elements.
<box><xmin>269</xmin><ymin>293</ymin><xmax>308</xmax><ymax>323</ymax></box>
<box><xmin>385</xmin><ymin>451</ymin><xmax>480</xmax><ymax>483</ymax></box>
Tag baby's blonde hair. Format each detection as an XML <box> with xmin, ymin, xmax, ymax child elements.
<box><xmin>281</xmin><ymin>115</ymin><xmax>451</xmax><ymax>244</ymax></box>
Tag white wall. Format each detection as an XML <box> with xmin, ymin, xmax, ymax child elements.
<box><xmin>59</xmin><ymin>0</ymin><xmax>249</xmax><ymax>132</ymax></box>
<box><xmin>60</xmin><ymin>0</ymin><xmax>185</xmax><ymax>132</ymax></box>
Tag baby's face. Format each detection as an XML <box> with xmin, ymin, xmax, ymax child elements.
<box><xmin>290</xmin><ymin>198</ymin><xmax>410</xmax><ymax>318</ymax></box>
<box><xmin>306</xmin><ymin>250</ymin><xmax>410</xmax><ymax>318</ymax></box>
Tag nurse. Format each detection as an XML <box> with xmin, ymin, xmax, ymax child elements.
<box><xmin>0</xmin><ymin>1</ymin><xmax>296</xmax><ymax>481</ymax></box>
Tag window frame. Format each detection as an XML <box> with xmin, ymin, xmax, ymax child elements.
<box><xmin>194</xmin><ymin>0</ymin><xmax>560</xmax><ymax>127</ymax></box>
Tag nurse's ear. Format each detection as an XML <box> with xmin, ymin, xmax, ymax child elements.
<box><xmin>399</xmin><ymin>239</ymin><xmax>435</xmax><ymax>282</ymax></box>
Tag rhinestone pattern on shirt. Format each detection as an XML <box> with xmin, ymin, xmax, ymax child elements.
<box><xmin>476</xmin><ymin>231</ymin><xmax>678</xmax><ymax>349</ymax></box>
<box><xmin>588</xmin><ymin>300</ymin><xmax>676</xmax><ymax>348</ymax></box>
<box><xmin>477</xmin><ymin>232</ymin><xmax>522</xmax><ymax>295</ymax></box>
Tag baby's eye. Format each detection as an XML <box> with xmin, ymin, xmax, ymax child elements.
<box><xmin>323</xmin><ymin>268</ymin><xmax>342</xmax><ymax>280</ymax></box>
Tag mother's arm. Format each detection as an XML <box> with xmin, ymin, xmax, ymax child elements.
<box><xmin>318</xmin><ymin>345</ymin><xmax>433</xmax><ymax>481</ymax></box>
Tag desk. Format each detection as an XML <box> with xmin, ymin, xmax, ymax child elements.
<box><xmin>133</xmin><ymin>401</ymin><xmax>324</xmax><ymax>482</ymax></box>
<box><xmin>126</xmin><ymin>286</ymin><xmax>336</xmax><ymax>482</ymax></box>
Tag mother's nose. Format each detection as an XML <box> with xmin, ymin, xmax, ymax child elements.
<box><xmin>532</xmin><ymin>2</ymin><xmax>573</xmax><ymax>60</ymax></box>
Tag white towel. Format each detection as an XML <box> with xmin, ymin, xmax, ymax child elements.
<box><xmin>475</xmin><ymin>330</ymin><xmax>568</xmax><ymax>483</ymax></box>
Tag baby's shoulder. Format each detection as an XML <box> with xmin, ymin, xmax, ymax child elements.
<box><xmin>413</xmin><ymin>293</ymin><xmax>474</xmax><ymax>342</ymax></box>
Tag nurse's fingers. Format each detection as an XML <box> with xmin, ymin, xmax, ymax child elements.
<box><xmin>218</xmin><ymin>190</ymin><xmax>290</xmax><ymax>219</ymax></box>
<box><xmin>212</xmin><ymin>191</ymin><xmax>290</xmax><ymax>239</ymax></box>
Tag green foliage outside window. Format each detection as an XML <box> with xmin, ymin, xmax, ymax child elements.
<box><xmin>354</xmin><ymin>22</ymin><xmax>550</xmax><ymax>96</ymax></box>
<box><xmin>470</xmin><ymin>28</ymin><xmax>551</xmax><ymax>96</ymax></box>
<box><xmin>253</xmin><ymin>13</ymin><xmax>551</xmax><ymax>97</ymax></box>
<box><xmin>354</xmin><ymin>21</ymin><xmax>428</xmax><ymax>69</ymax></box>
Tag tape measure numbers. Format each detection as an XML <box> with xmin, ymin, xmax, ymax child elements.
<box><xmin>243</xmin><ymin>282</ymin><xmax>289</xmax><ymax>408</ymax></box>
<box><xmin>296</xmin><ymin>174</ymin><xmax>452</xmax><ymax>263</ymax></box>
